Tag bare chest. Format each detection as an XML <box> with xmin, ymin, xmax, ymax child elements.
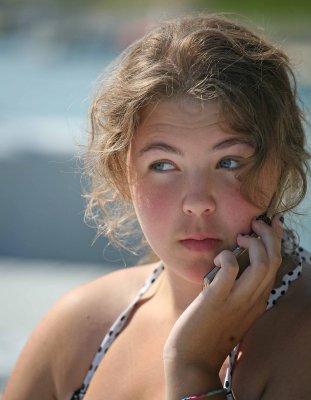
<box><xmin>82</xmin><ymin>320</ymin><xmax>272</xmax><ymax>400</ymax></box>
<box><xmin>83</xmin><ymin>315</ymin><xmax>170</xmax><ymax>400</ymax></box>
<box><xmin>83</xmin><ymin>274</ymin><xmax>309</xmax><ymax>400</ymax></box>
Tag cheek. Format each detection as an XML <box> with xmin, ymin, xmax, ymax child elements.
<box><xmin>221</xmin><ymin>185</ymin><xmax>262</xmax><ymax>232</ymax></box>
<box><xmin>130</xmin><ymin>178</ymin><xmax>178</xmax><ymax>234</ymax></box>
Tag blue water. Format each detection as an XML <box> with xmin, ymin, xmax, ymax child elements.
<box><xmin>1</xmin><ymin>35</ymin><xmax>310</xmax><ymax>152</ymax></box>
<box><xmin>2</xmin><ymin>35</ymin><xmax>310</xmax><ymax>237</ymax></box>
<box><xmin>0</xmin><ymin>34</ymin><xmax>311</xmax><ymax>243</ymax></box>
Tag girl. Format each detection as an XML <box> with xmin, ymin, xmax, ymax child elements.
<box><xmin>4</xmin><ymin>14</ymin><xmax>311</xmax><ymax>400</ymax></box>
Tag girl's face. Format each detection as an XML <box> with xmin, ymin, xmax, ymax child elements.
<box><xmin>127</xmin><ymin>98</ymin><xmax>277</xmax><ymax>285</ymax></box>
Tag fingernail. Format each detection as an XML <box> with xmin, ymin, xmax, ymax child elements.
<box><xmin>238</xmin><ymin>233</ymin><xmax>248</xmax><ymax>238</ymax></box>
<box><xmin>256</xmin><ymin>213</ymin><xmax>272</xmax><ymax>226</ymax></box>
<box><xmin>277</xmin><ymin>213</ymin><xmax>285</xmax><ymax>227</ymax></box>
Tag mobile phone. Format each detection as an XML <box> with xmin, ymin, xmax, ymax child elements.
<box><xmin>203</xmin><ymin>213</ymin><xmax>272</xmax><ymax>288</ymax></box>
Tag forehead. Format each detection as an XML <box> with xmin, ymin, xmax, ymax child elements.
<box><xmin>130</xmin><ymin>97</ymin><xmax>255</xmax><ymax>157</ymax></box>
<box><xmin>133</xmin><ymin>97</ymin><xmax>257</xmax><ymax>152</ymax></box>
<box><xmin>138</xmin><ymin>97</ymin><xmax>222</xmax><ymax>130</ymax></box>
<box><xmin>133</xmin><ymin>97</ymin><xmax>245</xmax><ymax>148</ymax></box>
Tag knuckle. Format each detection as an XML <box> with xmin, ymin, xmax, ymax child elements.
<box><xmin>273</xmin><ymin>225</ymin><xmax>284</xmax><ymax>241</ymax></box>
<box><xmin>272</xmin><ymin>254</ymin><xmax>282</xmax><ymax>268</ymax></box>
<box><xmin>218</xmin><ymin>250</ymin><xmax>238</xmax><ymax>265</ymax></box>
<box><xmin>257</xmin><ymin>260</ymin><xmax>269</xmax><ymax>271</ymax></box>
<box><xmin>276</xmin><ymin>224</ymin><xmax>284</xmax><ymax>236</ymax></box>
<box><xmin>256</xmin><ymin>301</ymin><xmax>267</xmax><ymax>317</ymax></box>
<box><xmin>249</xmin><ymin>236</ymin><xmax>263</xmax><ymax>249</ymax></box>
<box><xmin>223</xmin><ymin>249</ymin><xmax>235</xmax><ymax>257</ymax></box>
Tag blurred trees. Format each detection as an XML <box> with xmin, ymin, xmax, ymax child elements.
<box><xmin>196</xmin><ymin>0</ymin><xmax>311</xmax><ymax>15</ymax></box>
<box><xmin>0</xmin><ymin>0</ymin><xmax>310</xmax><ymax>50</ymax></box>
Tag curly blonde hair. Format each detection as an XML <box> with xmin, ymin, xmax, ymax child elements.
<box><xmin>83</xmin><ymin>14</ymin><xmax>310</xmax><ymax>255</ymax></box>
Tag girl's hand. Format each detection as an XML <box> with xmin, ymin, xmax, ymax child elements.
<box><xmin>163</xmin><ymin>215</ymin><xmax>283</xmax><ymax>398</ymax></box>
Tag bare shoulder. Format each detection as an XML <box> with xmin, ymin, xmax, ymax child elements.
<box><xmin>3</xmin><ymin>261</ymin><xmax>160</xmax><ymax>400</ymax></box>
<box><xmin>293</xmin><ymin>261</ymin><xmax>311</xmax><ymax>324</ymax></box>
<box><xmin>281</xmin><ymin>260</ymin><xmax>311</xmax><ymax>321</ymax></box>
<box><xmin>294</xmin><ymin>262</ymin><xmax>311</xmax><ymax>393</ymax></box>
<box><xmin>61</xmin><ymin>261</ymin><xmax>160</xmax><ymax>323</ymax></box>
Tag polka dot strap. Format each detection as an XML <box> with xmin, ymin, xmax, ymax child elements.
<box><xmin>71</xmin><ymin>263</ymin><xmax>164</xmax><ymax>399</ymax></box>
<box><xmin>223</xmin><ymin>234</ymin><xmax>310</xmax><ymax>399</ymax></box>
<box><xmin>71</xmin><ymin>231</ymin><xmax>310</xmax><ymax>400</ymax></box>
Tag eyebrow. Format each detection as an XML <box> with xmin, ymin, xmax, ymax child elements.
<box><xmin>138</xmin><ymin>142</ymin><xmax>184</xmax><ymax>157</ymax></box>
<box><xmin>138</xmin><ymin>137</ymin><xmax>252</xmax><ymax>157</ymax></box>
<box><xmin>212</xmin><ymin>137</ymin><xmax>253</xmax><ymax>150</ymax></box>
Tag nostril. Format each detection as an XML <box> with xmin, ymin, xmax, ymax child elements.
<box><xmin>183</xmin><ymin>206</ymin><xmax>214</xmax><ymax>216</ymax></box>
<box><xmin>183</xmin><ymin>203</ymin><xmax>215</xmax><ymax>216</ymax></box>
<box><xmin>182</xmin><ymin>191</ymin><xmax>216</xmax><ymax>216</ymax></box>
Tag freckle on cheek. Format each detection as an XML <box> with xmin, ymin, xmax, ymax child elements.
<box><xmin>137</xmin><ymin>189</ymin><xmax>170</xmax><ymax>217</ymax></box>
<box><xmin>148</xmin><ymin>198</ymin><xmax>170</xmax><ymax>217</ymax></box>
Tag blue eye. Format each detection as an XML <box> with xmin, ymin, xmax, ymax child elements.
<box><xmin>150</xmin><ymin>161</ymin><xmax>176</xmax><ymax>172</ymax></box>
<box><xmin>218</xmin><ymin>158</ymin><xmax>240</xmax><ymax>169</ymax></box>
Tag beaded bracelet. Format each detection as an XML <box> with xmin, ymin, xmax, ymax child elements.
<box><xmin>181</xmin><ymin>388</ymin><xmax>227</xmax><ymax>399</ymax></box>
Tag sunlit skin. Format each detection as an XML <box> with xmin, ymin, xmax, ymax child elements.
<box><xmin>127</xmin><ymin>98</ymin><xmax>278</xmax><ymax>297</ymax></box>
<box><xmin>4</xmin><ymin>98</ymin><xmax>310</xmax><ymax>400</ymax></box>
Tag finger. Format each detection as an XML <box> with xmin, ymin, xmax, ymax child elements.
<box><xmin>251</xmin><ymin>216</ymin><xmax>283</xmax><ymax>272</ymax></box>
<box><xmin>206</xmin><ymin>250</ymin><xmax>240</xmax><ymax>300</ymax></box>
<box><xmin>272</xmin><ymin>214</ymin><xmax>284</xmax><ymax>240</ymax></box>
<box><xmin>232</xmin><ymin>233</ymin><xmax>270</xmax><ymax>298</ymax></box>
<box><xmin>234</xmin><ymin>230</ymin><xmax>281</xmax><ymax>305</ymax></box>
<box><xmin>252</xmin><ymin>214</ymin><xmax>283</xmax><ymax>246</ymax></box>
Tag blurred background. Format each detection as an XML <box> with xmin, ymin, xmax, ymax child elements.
<box><xmin>1</xmin><ymin>0</ymin><xmax>311</xmax><ymax>391</ymax></box>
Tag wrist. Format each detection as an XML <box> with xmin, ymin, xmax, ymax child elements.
<box><xmin>164</xmin><ymin>359</ymin><xmax>222</xmax><ymax>400</ymax></box>
<box><xmin>181</xmin><ymin>389</ymin><xmax>227</xmax><ymax>399</ymax></box>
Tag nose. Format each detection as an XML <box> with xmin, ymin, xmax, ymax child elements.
<box><xmin>182</xmin><ymin>180</ymin><xmax>216</xmax><ymax>216</ymax></box>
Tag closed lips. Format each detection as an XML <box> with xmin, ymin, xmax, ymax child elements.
<box><xmin>180</xmin><ymin>237</ymin><xmax>221</xmax><ymax>252</ymax></box>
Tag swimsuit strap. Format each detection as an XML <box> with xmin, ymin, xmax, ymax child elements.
<box><xmin>223</xmin><ymin>230</ymin><xmax>311</xmax><ymax>399</ymax></box>
<box><xmin>72</xmin><ymin>230</ymin><xmax>310</xmax><ymax>400</ymax></box>
<box><xmin>71</xmin><ymin>262</ymin><xmax>164</xmax><ymax>399</ymax></box>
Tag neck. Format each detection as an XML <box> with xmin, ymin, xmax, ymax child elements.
<box><xmin>157</xmin><ymin>255</ymin><xmax>298</xmax><ymax>315</ymax></box>
<box><xmin>158</xmin><ymin>268</ymin><xmax>203</xmax><ymax>317</ymax></box>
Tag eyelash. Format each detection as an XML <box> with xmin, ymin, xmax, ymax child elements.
<box><xmin>149</xmin><ymin>157</ymin><xmax>242</xmax><ymax>173</ymax></box>
<box><xmin>217</xmin><ymin>158</ymin><xmax>241</xmax><ymax>170</ymax></box>
<box><xmin>149</xmin><ymin>160</ymin><xmax>177</xmax><ymax>172</ymax></box>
